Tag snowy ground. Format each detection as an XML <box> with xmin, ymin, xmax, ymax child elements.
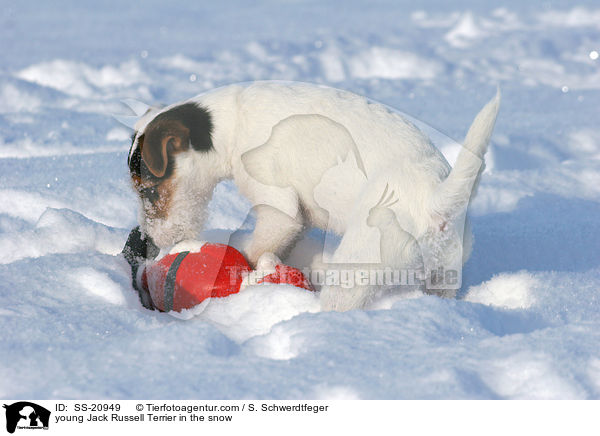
<box><xmin>1</xmin><ymin>0</ymin><xmax>599</xmax><ymax>399</ymax></box>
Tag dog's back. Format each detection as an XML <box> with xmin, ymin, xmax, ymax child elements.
<box><xmin>208</xmin><ymin>82</ymin><xmax>451</xmax><ymax>230</ymax></box>
<box><xmin>231</xmin><ymin>82</ymin><xmax>449</xmax><ymax>170</ymax></box>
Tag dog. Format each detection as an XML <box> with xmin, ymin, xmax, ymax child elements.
<box><xmin>127</xmin><ymin>81</ymin><xmax>500</xmax><ymax>311</ymax></box>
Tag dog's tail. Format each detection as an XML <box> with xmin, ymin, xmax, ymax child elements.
<box><xmin>430</xmin><ymin>88</ymin><xmax>501</xmax><ymax>218</ymax></box>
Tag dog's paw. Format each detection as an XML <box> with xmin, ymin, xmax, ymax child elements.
<box><xmin>239</xmin><ymin>252</ymin><xmax>283</xmax><ymax>291</ymax></box>
<box><xmin>167</xmin><ymin>239</ymin><xmax>209</xmax><ymax>255</ymax></box>
<box><xmin>320</xmin><ymin>284</ymin><xmax>370</xmax><ymax>312</ymax></box>
<box><xmin>255</xmin><ymin>252</ymin><xmax>283</xmax><ymax>271</ymax></box>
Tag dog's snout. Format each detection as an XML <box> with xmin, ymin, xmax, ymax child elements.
<box><xmin>140</xmin><ymin>185</ymin><xmax>160</xmax><ymax>204</ymax></box>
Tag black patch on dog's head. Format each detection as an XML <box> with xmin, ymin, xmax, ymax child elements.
<box><xmin>161</xmin><ymin>103</ymin><xmax>214</xmax><ymax>153</ymax></box>
<box><xmin>128</xmin><ymin>132</ymin><xmax>144</xmax><ymax>178</ymax></box>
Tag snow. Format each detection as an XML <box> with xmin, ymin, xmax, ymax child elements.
<box><xmin>1</xmin><ymin>0</ymin><xmax>599</xmax><ymax>399</ymax></box>
<box><xmin>348</xmin><ymin>48</ymin><xmax>443</xmax><ymax>80</ymax></box>
<box><xmin>464</xmin><ymin>271</ymin><xmax>538</xmax><ymax>309</ymax></box>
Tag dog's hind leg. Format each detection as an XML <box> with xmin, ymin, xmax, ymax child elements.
<box><xmin>319</xmin><ymin>203</ymin><xmax>424</xmax><ymax>311</ymax></box>
<box><xmin>318</xmin><ymin>216</ymin><xmax>381</xmax><ymax>311</ymax></box>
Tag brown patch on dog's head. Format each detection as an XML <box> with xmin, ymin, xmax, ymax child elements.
<box><xmin>142</xmin><ymin>118</ymin><xmax>190</xmax><ymax>178</ymax></box>
<box><xmin>140</xmin><ymin>103</ymin><xmax>214</xmax><ymax>179</ymax></box>
<box><xmin>132</xmin><ymin>175</ymin><xmax>175</xmax><ymax>220</ymax></box>
<box><xmin>128</xmin><ymin>102</ymin><xmax>214</xmax><ymax>180</ymax></box>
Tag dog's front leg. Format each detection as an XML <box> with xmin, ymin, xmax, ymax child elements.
<box><xmin>245</xmin><ymin>203</ymin><xmax>304</xmax><ymax>267</ymax></box>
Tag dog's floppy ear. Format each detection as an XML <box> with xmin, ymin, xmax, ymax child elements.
<box><xmin>141</xmin><ymin>119</ymin><xmax>189</xmax><ymax>178</ymax></box>
<box><xmin>141</xmin><ymin>103</ymin><xmax>214</xmax><ymax>178</ymax></box>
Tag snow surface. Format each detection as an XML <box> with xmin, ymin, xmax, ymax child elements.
<box><xmin>1</xmin><ymin>0</ymin><xmax>599</xmax><ymax>399</ymax></box>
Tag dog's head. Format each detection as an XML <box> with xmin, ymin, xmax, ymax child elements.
<box><xmin>128</xmin><ymin>102</ymin><xmax>220</xmax><ymax>248</ymax></box>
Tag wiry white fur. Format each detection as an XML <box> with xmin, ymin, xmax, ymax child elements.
<box><xmin>141</xmin><ymin>149</ymin><xmax>227</xmax><ymax>248</ymax></box>
<box><xmin>135</xmin><ymin>81</ymin><xmax>500</xmax><ymax>311</ymax></box>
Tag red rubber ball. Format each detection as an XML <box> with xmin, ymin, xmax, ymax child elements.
<box><xmin>145</xmin><ymin>243</ymin><xmax>251</xmax><ymax>312</ymax></box>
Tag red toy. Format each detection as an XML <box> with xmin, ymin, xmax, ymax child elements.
<box><xmin>139</xmin><ymin>243</ymin><xmax>314</xmax><ymax>312</ymax></box>
<box><xmin>255</xmin><ymin>264</ymin><xmax>315</xmax><ymax>291</ymax></box>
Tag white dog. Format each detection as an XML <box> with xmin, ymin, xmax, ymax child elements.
<box><xmin>127</xmin><ymin>81</ymin><xmax>500</xmax><ymax>311</ymax></box>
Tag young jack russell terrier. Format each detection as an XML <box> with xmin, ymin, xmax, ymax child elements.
<box><xmin>127</xmin><ymin>81</ymin><xmax>500</xmax><ymax>311</ymax></box>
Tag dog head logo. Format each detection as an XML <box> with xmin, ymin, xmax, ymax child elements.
<box><xmin>3</xmin><ymin>402</ymin><xmax>50</xmax><ymax>433</ymax></box>
<box><xmin>242</xmin><ymin>113</ymin><xmax>366</xmax><ymax>192</ymax></box>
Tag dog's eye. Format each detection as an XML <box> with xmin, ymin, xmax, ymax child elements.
<box><xmin>140</xmin><ymin>186</ymin><xmax>160</xmax><ymax>204</ymax></box>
